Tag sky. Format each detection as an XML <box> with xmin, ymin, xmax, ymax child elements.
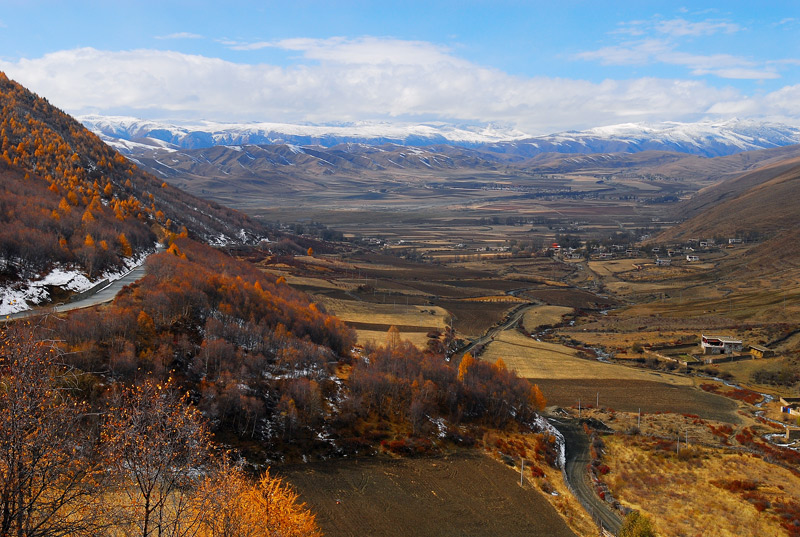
<box><xmin>0</xmin><ymin>0</ymin><xmax>799</xmax><ymax>134</ymax></box>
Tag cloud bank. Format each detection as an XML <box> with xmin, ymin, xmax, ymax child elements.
<box><xmin>1</xmin><ymin>38</ymin><xmax>798</xmax><ymax>134</ymax></box>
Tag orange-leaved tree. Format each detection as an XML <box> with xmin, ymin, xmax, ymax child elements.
<box><xmin>195</xmin><ymin>462</ymin><xmax>321</xmax><ymax>537</ymax></box>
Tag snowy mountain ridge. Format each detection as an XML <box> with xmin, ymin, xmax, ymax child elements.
<box><xmin>80</xmin><ymin>115</ymin><xmax>800</xmax><ymax>158</ymax></box>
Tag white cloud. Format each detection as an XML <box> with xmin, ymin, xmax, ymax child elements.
<box><xmin>580</xmin><ymin>15</ymin><xmax>779</xmax><ymax>81</ymax></box>
<box><xmin>154</xmin><ymin>32</ymin><xmax>204</xmax><ymax>40</ymax></box>
<box><xmin>655</xmin><ymin>18</ymin><xmax>740</xmax><ymax>37</ymax></box>
<box><xmin>232</xmin><ymin>37</ymin><xmax>463</xmax><ymax>67</ymax></box>
<box><xmin>578</xmin><ymin>38</ymin><xmax>779</xmax><ymax>81</ymax></box>
<box><xmin>0</xmin><ymin>44</ymin><xmax>796</xmax><ymax>135</ymax></box>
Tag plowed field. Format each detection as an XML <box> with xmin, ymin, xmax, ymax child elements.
<box><xmin>278</xmin><ymin>452</ymin><xmax>577</xmax><ymax>537</ymax></box>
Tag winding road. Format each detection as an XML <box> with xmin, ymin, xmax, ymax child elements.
<box><xmin>5</xmin><ymin>255</ymin><xmax>153</xmax><ymax>321</ymax></box>
<box><xmin>449</xmin><ymin>283</ymin><xmax>624</xmax><ymax>534</ymax></box>
<box><xmin>552</xmin><ymin>419</ymin><xmax>622</xmax><ymax>535</ymax></box>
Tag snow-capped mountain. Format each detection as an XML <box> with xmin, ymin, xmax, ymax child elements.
<box><xmin>80</xmin><ymin>115</ymin><xmax>800</xmax><ymax>158</ymax></box>
<box><xmin>79</xmin><ymin>115</ymin><xmax>529</xmax><ymax>152</ymax></box>
<box><xmin>490</xmin><ymin>119</ymin><xmax>800</xmax><ymax>158</ymax></box>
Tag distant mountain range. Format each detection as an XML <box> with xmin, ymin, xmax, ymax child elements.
<box><xmin>81</xmin><ymin>116</ymin><xmax>800</xmax><ymax>158</ymax></box>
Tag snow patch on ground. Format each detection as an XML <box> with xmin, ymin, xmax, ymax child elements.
<box><xmin>0</xmin><ymin>250</ymin><xmax>151</xmax><ymax>316</ymax></box>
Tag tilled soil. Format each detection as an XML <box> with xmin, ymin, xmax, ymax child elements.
<box><xmin>531</xmin><ymin>378</ymin><xmax>742</xmax><ymax>423</ymax></box>
<box><xmin>278</xmin><ymin>451</ymin><xmax>577</xmax><ymax>537</ymax></box>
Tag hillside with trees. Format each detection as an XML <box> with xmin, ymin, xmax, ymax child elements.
<box><xmin>0</xmin><ymin>72</ymin><xmax>266</xmax><ymax>309</ymax></box>
<box><xmin>0</xmin><ymin>73</ymin><xmax>566</xmax><ymax>536</ymax></box>
<box><xmin>47</xmin><ymin>237</ymin><xmax>545</xmax><ymax>459</ymax></box>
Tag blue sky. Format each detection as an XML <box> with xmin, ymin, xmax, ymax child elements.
<box><xmin>1</xmin><ymin>1</ymin><xmax>798</xmax><ymax>134</ymax></box>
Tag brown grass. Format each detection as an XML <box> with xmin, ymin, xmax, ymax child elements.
<box><xmin>536</xmin><ymin>379</ymin><xmax>741</xmax><ymax>422</ymax></box>
<box><xmin>479</xmin><ymin>330</ymin><xmax>692</xmax><ymax>384</ymax></box>
<box><xmin>601</xmin><ymin>435</ymin><xmax>800</xmax><ymax>537</ymax></box>
<box><xmin>521</xmin><ymin>306</ymin><xmax>574</xmax><ymax>332</ymax></box>
<box><xmin>315</xmin><ymin>297</ymin><xmax>448</xmax><ymax>329</ymax></box>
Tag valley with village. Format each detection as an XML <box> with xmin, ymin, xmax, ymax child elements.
<box><xmin>234</xmin><ymin>152</ymin><xmax>800</xmax><ymax>537</ymax></box>
<box><xmin>2</xmin><ymin>4</ymin><xmax>800</xmax><ymax>537</ymax></box>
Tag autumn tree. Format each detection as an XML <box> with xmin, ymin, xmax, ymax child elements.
<box><xmin>386</xmin><ymin>325</ymin><xmax>401</xmax><ymax>349</ymax></box>
<box><xmin>102</xmin><ymin>378</ymin><xmax>212</xmax><ymax>537</ymax></box>
<box><xmin>458</xmin><ymin>352</ymin><xmax>475</xmax><ymax>382</ymax></box>
<box><xmin>531</xmin><ymin>384</ymin><xmax>547</xmax><ymax>411</ymax></box>
<box><xmin>0</xmin><ymin>323</ymin><xmax>104</xmax><ymax>537</ymax></box>
<box><xmin>195</xmin><ymin>463</ymin><xmax>321</xmax><ymax>537</ymax></box>
<box><xmin>620</xmin><ymin>511</ymin><xmax>657</xmax><ymax>537</ymax></box>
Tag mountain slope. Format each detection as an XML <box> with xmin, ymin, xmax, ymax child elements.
<box><xmin>488</xmin><ymin>119</ymin><xmax>800</xmax><ymax>158</ymax></box>
<box><xmin>659</xmin><ymin>158</ymin><xmax>800</xmax><ymax>241</ymax></box>
<box><xmin>0</xmin><ymin>72</ymin><xmax>267</xmax><ymax>312</ymax></box>
<box><xmin>83</xmin><ymin>115</ymin><xmax>800</xmax><ymax>158</ymax></box>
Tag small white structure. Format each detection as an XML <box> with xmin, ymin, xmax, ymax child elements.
<box><xmin>686</xmin><ymin>255</ymin><xmax>700</xmax><ymax>262</ymax></box>
<box><xmin>701</xmin><ymin>335</ymin><xmax>743</xmax><ymax>355</ymax></box>
<box><xmin>655</xmin><ymin>258</ymin><xmax>671</xmax><ymax>266</ymax></box>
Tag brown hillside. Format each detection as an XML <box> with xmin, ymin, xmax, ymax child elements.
<box><xmin>658</xmin><ymin>158</ymin><xmax>800</xmax><ymax>241</ymax></box>
<box><xmin>0</xmin><ymin>73</ymin><xmax>265</xmax><ymax>283</ymax></box>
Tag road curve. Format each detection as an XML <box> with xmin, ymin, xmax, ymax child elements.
<box><xmin>5</xmin><ymin>254</ymin><xmax>154</xmax><ymax>321</ymax></box>
<box><xmin>551</xmin><ymin>419</ymin><xmax>622</xmax><ymax>535</ymax></box>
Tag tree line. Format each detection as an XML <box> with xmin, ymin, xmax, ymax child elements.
<box><xmin>0</xmin><ymin>322</ymin><xmax>320</xmax><ymax>537</ymax></box>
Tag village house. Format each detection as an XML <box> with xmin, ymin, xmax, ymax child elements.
<box><xmin>780</xmin><ymin>397</ymin><xmax>800</xmax><ymax>416</ymax></box>
<box><xmin>749</xmin><ymin>344</ymin><xmax>775</xmax><ymax>359</ymax></box>
<box><xmin>655</xmin><ymin>257</ymin><xmax>671</xmax><ymax>266</ymax></box>
<box><xmin>701</xmin><ymin>335</ymin><xmax>743</xmax><ymax>355</ymax></box>
<box><xmin>686</xmin><ymin>255</ymin><xmax>700</xmax><ymax>262</ymax></box>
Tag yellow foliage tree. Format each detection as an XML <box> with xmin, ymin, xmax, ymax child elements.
<box><xmin>530</xmin><ymin>384</ymin><xmax>547</xmax><ymax>411</ymax></box>
<box><xmin>458</xmin><ymin>352</ymin><xmax>475</xmax><ymax>382</ymax></box>
<box><xmin>118</xmin><ymin>233</ymin><xmax>132</xmax><ymax>257</ymax></box>
<box><xmin>196</xmin><ymin>464</ymin><xmax>321</xmax><ymax>537</ymax></box>
<box><xmin>386</xmin><ymin>325</ymin><xmax>401</xmax><ymax>349</ymax></box>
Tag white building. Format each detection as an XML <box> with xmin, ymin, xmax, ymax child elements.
<box><xmin>701</xmin><ymin>335</ymin><xmax>743</xmax><ymax>355</ymax></box>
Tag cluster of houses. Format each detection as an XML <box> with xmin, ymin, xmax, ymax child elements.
<box><xmin>564</xmin><ymin>236</ymin><xmax>747</xmax><ymax>263</ymax></box>
<box><xmin>699</xmin><ymin>334</ymin><xmax>777</xmax><ymax>360</ymax></box>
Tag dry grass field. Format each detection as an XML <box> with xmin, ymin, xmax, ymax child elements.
<box><xmin>521</xmin><ymin>306</ymin><xmax>574</xmax><ymax>332</ymax></box>
<box><xmin>355</xmin><ymin>329</ymin><xmax>432</xmax><ymax>349</ymax></box>
<box><xmin>479</xmin><ymin>330</ymin><xmax>691</xmax><ymax>384</ymax></box>
<box><xmin>475</xmin><ymin>329</ymin><xmax>745</xmax><ymax>421</ymax></box>
<box><xmin>601</xmin><ymin>435</ymin><xmax>800</xmax><ymax>537</ymax></box>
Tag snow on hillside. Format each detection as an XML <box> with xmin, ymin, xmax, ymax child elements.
<box><xmin>0</xmin><ymin>252</ymin><xmax>150</xmax><ymax>316</ymax></box>
<box><xmin>80</xmin><ymin>115</ymin><xmax>530</xmax><ymax>151</ymax></box>
<box><xmin>547</xmin><ymin>119</ymin><xmax>800</xmax><ymax>152</ymax></box>
<box><xmin>80</xmin><ymin>115</ymin><xmax>800</xmax><ymax>158</ymax></box>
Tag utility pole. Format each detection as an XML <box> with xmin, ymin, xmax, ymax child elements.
<box><xmin>578</xmin><ymin>399</ymin><xmax>581</xmax><ymax>418</ymax></box>
<box><xmin>638</xmin><ymin>408</ymin><xmax>641</xmax><ymax>430</ymax></box>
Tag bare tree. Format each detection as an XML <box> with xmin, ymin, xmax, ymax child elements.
<box><xmin>0</xmin><ymin>322</ymin><xmax>104</xmax><ymax>537</ymax></box>
<box><xmin>102</xmin><ymin>378</ymin><xmax>211</xmax><ymax>537</ymax></box>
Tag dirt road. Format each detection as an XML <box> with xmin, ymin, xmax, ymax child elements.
<box><xmin>551</xmin><ymin>419</ymin><xmax>622</xmax><ymax>535</ymax></box>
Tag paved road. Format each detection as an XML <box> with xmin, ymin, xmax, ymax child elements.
<box><xmin>551</xmin><ymin>419</ymin><xmax>622</xmax><ymax>535</ymax></box>
<box><xmin>5</xmin><ymin>257</ymin><xmax>152</xmax><ymax>321</ymax></box>
<box><xmin>453</xmin><ymin>287</ymin><xmax>542</xmax><ymax>358</ymax></box>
